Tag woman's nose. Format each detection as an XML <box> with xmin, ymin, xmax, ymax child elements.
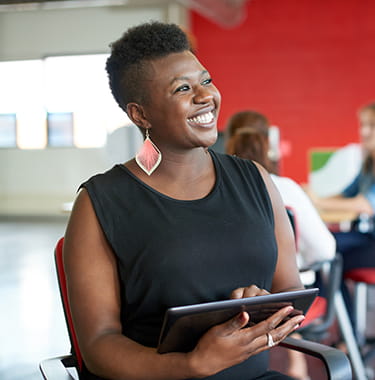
<box><xmin>193</xmin><ymin>87</ymin><xmax>214</xmax><ymax>103</ymax></box>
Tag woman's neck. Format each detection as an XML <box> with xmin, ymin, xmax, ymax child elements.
<box><xmin>125</xmin><ymin>148</ymin><xmax>216</xmax><ymax>200</ymax></box>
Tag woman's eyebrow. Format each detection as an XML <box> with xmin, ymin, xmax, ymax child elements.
<box><xmin>170</xmin><ymin>76</ymin><xmax>190</xmax><ymax>85</ymax></box>
<box><xmin>169</xmin><ymin>70</ymin><xmax>209</xmax><ymax>85</ymax></box>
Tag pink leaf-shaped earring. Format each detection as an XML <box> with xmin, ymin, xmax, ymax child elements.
<box><xmin>135</xmin><ymin>128</ymin><xmax>162</xmax><ymax>175</ymax></box>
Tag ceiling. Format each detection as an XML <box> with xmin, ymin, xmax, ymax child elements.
<box><xmin>0</xmin><ymin>0</ymin><xmax>250</xmax><ymax>28</ymax></box>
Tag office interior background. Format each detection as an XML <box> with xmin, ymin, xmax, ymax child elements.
<box><xmin>0</xmin><ymin>0</ymin><xmax>374</xmax><ymax>379</ymax></box>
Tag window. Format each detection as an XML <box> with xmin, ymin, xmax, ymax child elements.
<box><xmin>44</xmin><ymin>54</ymin><xmax>128</xmax><ymax>148</ymax></box>
<box><xmin>0</xmin><ymin>60</ymin><xmax>45</xmax><ymax>149</ymax></box>
<box><xmin>0</xmin><ymin>55</ymin><xmax>130</xmax><ymax>149</ymax></box>
<box><xmin>47</xmin><ymin>112</ymin><xmax>74</xmax><ymax>147</ymax></box>
<box><xmin>0</xmin><ymin>113</ymin><xmax>17</xmax><ymax>147</ymax></box>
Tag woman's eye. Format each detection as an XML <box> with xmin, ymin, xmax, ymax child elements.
<box><xmin>175</xmin><ymin>85</ymin><xmax>190</xmax><ymax>93</ymax></box>
<box><xmin>202</xmin><ymin>78</ymin><xmax>212</xmax><ymax>85</ymax></box>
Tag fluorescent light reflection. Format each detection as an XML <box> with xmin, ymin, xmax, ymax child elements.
<box><xmin>45</xmin><ymin>54</ymin><xmax>130</xmax><ymax>148</ymax></box>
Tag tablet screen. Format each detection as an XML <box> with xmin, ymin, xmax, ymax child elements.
<box><xmin>157</xmin><ymin>288</ymin><xmax>318</xmax><ymax>354</ymax></box>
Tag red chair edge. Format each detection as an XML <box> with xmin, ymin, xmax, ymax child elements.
<box><xmin>344</xmin><ymin>267</ymin><xmax>375</xmax><ymax>284</ymax></box>
<box><xmin>299</xmin><ymin>296</ymin><xmax>327</xmax><ymax>328</ymax></box>
<box><xmin>55</xmin><ymin>237</ymin><xmax>83</xmax><ymax>371</ymax></box>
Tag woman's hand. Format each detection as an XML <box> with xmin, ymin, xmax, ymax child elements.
<box><xmin>187</xmin><ymin>306</ymin><xmax>305</xmax><ymax>378</ymax></box>
<box><xmin>230</xmin><ymin>284</ymin><xmax>269</xmax><ymax>299</ymax></box>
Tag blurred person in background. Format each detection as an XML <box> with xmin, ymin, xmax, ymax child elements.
<box><xmin>308</xmin><ymin>102</ymin><xmax>375</xmax><ymax>327</ymax></box>
<box><xmin>225</xmin><ymin>110</ymin><xmax>280</xmax><ymax>174</ymax></box>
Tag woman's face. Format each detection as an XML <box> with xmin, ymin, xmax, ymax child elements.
<box><xmin>140</xmin><ymin>50</ymin><xmax>221</xmax><ymax>152</ymax></box>
<box><xmin>359</xmin><ymin>109</ymin><xmax>375</xmax><ymax>152</ymax></box>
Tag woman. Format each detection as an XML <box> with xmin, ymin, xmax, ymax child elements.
<box><xmin>311</xmin><ymin>103</ymin><xmax>375</xmax><ymax>218</ymax></box>
<box><xmin>225</xmin><ymin>113</ymin><xmax>336</xmax><ymax>380</ymax></box>
<box><xmin>309</xmin><ymin>102</ymin><xmax>375</xmax><ymax>323</ymax></box>
<box><xmin>225</xmin><ymin>110</ymin><xmax>279</xmax><ymax>174</ymax></box>
<box><xmin>64</xmin><ymin>22</ymin><xmax>304</xmax><ymax>380</ymax></box>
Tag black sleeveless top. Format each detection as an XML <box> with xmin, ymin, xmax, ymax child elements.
<box><xmin>82</xmin><ymin>150</ymin><xmax>277</xmax><ymax>380</ymax></box>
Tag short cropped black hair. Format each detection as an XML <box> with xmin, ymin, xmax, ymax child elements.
<box><xmin>106</xmin><ymin>21</ymin><xmax>191</xmax><ymax>112</ymax></box>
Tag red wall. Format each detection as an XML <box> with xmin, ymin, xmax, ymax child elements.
<box><xmin>191</xmin><ymin>0</ymin><xmax>375</xmax><ymax>182</ymax></box>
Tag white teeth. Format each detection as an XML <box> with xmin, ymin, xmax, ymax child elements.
<box><xmin>187</xmin><ymin>111</ymin><xmax>214</xmax><ymax>124</ymax></box>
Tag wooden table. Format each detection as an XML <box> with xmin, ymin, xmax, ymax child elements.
<box><xmin>318</xmin><ymin>210</ymin><xmax>357</xmax><ymax>232</ymax></box>
<box><xmin>318</xmin><ymin>210</ymin><xmax>357</xmax><ymax>224</ymax></box>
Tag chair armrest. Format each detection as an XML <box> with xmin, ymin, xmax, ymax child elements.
<box><xmin>39</xmin><ymin>355</ymin><xmax>77</xmax><ymax>380</ymax></box>
<box><xmin>280</xmin><ymin>337</ymin><xmax>352</xmax><ymax>380</ymax></box>
<box><xmin>299</xmin><ymin>259</ymin><xmax>332</xmax><ymax>273</ymax></box>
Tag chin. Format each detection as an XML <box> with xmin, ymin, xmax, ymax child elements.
<box><xmin>190</xmin><ymin>128</ymin><xmax>218</xmax><ymax>149</ymax></box>
<box><xmin>202</xmin><ymin>137</ymin><xmax>218</xmax><ymax>149</ymax></box>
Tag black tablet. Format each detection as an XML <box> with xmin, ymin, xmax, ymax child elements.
<box><xmin>157</xmin><ymin>288</ymin><xmax>318</xmax><ymax>354</ymax></box>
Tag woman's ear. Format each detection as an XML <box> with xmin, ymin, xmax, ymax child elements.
<box><xmin>126</xmin><ymin>103</ymin><xmax>151</xmax><ymax>129</ymax></box>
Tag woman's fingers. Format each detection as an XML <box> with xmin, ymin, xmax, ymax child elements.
<box><xmin>241</xmin><ymin>306</ymin><xmax>305</xmax><ymax>351</ymax></box>
<box><xmin>213</xmin><ymin>311</ymin><xmax>249</xmax><ymax>337</ymax></box>
<box><xmin>230</xmin><ymin>284</ymin><xmax>269</xmax><ymax>299</ymax></box>
<box><xmin>190</xmin><ymin>306</ymin><xmax>305</xmax><ymax>378</ymax></box>
<box><xmin>267</xmin><ymin>312</ymin><xmax>306</xmax><ymax>344</ymax></box>
<box><xmin>218</xmin><ymin>312</ymin><xmax>250</xmax><ymax>336</ymax></box>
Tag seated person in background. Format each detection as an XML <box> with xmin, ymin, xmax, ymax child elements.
<box><xmin>308</xmin><ymin>101</ymin><xmax>375</xmax><ymax>323</ymax></box>
<box><xmin>63</xmin><ymin>22</ymin><xmax>305</xmax><ymax>380</ymax></box>
<box><xmin>225</xmin><ymin>111</ymin><xmax>336</xmax><ymax>380</ymax></box>
<box><xmin>310</xmin><ymin>103</ymin><xmax>375</xmax><ymax>218</ymax></box>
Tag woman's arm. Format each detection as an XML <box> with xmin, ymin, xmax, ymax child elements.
<box><xmin>306</xmin><ymin>173</ymin><xmax>373</xmax><ymax>215</ymax></box>
<box><xmin>64</xmin><ymin>189</ymin><xmax>194</xmax><ymax>380</ymax></box>
<box><xmin>253</xmin><ymin>163</ymin><xmax>304</xmax><ymax>293</ymax></box>
<box><xmin>310</xmin><ymin>193</ymin><xmax>373</xmax><ymax>215</ymax></box>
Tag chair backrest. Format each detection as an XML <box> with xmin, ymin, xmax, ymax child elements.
<box><xmin>55</xmin><ymin>237</ymin><xmax>83</xmax><ymax>371</ymax></box>
<box><xmin>285</xmin><ymin>206</ymin><xmax>299</xmax><ymax>252</ymax></box>
<box><xmin>301</xmin><ymin>255</ymin><xmax>343</xmax><ymax>336</ymax></box>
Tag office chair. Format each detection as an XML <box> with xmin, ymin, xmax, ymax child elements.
<box><xmin>338</xmin><ymin>213</ymin><xmax>375</xmax><ymax>368</ymax></box>
<box><xmin>286</xmin><ymin>206</ymin><xmax>370</xmax><ymax>380</ymax></box>
<box><xmin>344</xmin><ymin>265</ymin><xmax>375</xmax><ymax>367</ymax></box>
<box><xmin>39</xmin><ymin>237</ymin><xmax>352</xmax><ymax>380</ymax></box>
<box><xmin>285</xmin><ymin>206</ymin><xmax>339</xmax><ymax>337</ymax></box>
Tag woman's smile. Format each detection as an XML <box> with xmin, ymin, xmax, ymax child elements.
<box><xmin>187</xmin><ymin>110</ymin><xmax>216</xmax><ymax>128</ymax></box>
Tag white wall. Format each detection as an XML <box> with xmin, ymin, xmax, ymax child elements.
<box><xmin>0</xmin><ymin>5</ymin><xmax>174</xmax><ymax>60</ymax></box>
<box><xmin>0</xmin><ymin>2</ymin><xmax>187</xmax><ymax>215</ymax></box>
<box><xmin>0</xmin><ymin>147</ymin><xmax>108</xmax><ymax>215</ymax></box>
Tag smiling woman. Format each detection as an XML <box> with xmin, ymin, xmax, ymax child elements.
<box><xmin>126</xmin><ymin>50</ymin><xmax>220</xmax><ymax>173</ymax></box>
<box><xmin>63</xmin><ymin>21</ymin><xmax>304</xmax><ymax>380</ymax></box>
